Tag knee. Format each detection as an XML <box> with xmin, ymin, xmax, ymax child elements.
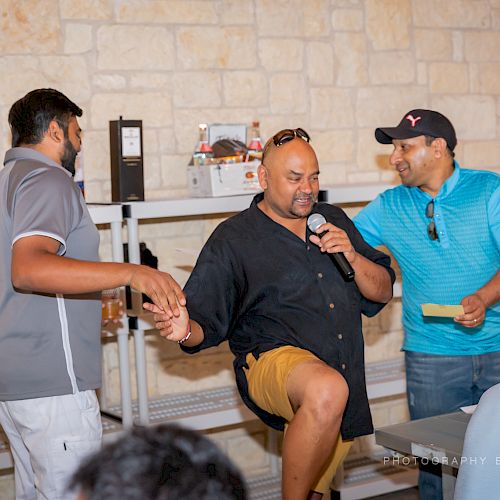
<box><xmin>304</xmin><ymin>372</ymin><xmax>349</xmax><ymax>423</ymax></box>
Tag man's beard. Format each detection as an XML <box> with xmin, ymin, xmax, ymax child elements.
<box><xmin>61</xmin><ymin>138</ymin><xmax>78</xmax><ymax>176</ymax></box>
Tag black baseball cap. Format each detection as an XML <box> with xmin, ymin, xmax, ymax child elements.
<box><xmin>375</xmin><ymin>109</ymin><xmax>457</xmax><ymax>151</ymax></box>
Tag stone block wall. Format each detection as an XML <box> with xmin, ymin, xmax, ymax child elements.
<box><xmin>1</xmin><ymin>0</ymin><xmax>499</xmax><ymax>493</ymax></box>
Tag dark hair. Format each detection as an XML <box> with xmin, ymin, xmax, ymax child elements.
<box><xmin>424</xmin><ymin>135</ymin><xmax>455</xmax><ymax>159</ymax></box>
<box><xmin>8</xmin><ymin>88</ymin><xmax>82</xmax><ymax>147</ymax></box>
<box><xmin>69</xmin><ymin>424</ymin><xmax>247</xmax><ymax>500</ymax></box>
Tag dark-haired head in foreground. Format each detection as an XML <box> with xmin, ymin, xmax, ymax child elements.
<box><xmin>70</xmin><ymin>424</ymin><xmax>247</xmax><ymax>500</ymax></box>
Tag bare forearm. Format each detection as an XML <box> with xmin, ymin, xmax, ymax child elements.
<box><xmin>12</xmin><ymin>251</ymin><xmax>137</xmax><ymax>294</ymax></box>
<box><xmin>352</xmin><ymin>254</ymin><xmax>393</xmax><ymax>303</ymax></box>
<box><xmin>475</xmin><ymin>270</ymin><xmax>500</xmax><ymax>308</ymax></box>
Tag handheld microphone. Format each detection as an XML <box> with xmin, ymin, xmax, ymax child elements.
<box><xmin>307</xmin><ymin>213</ymin><xmax>355</xmax><ymax>281</ymax></box>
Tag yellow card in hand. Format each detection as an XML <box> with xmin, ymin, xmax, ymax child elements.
<box><xmin>421</xmin><ymin>304</ymin><xmax>464</xmax><ymax>317</ymax></box>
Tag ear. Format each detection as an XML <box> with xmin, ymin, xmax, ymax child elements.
<box><xmin>257</xmin><ymin>164</ymin><xmax>268</xmax><ymax>190</ymax></box>
<box><xmin>46</xmin><ymin>120</ymin><xmax>64</xmax><ymax>144</ymax></box>
<box><xmin>432</xmin><ymin>137</ymin><xmax>447</xmax><ymax>159</ymax></box>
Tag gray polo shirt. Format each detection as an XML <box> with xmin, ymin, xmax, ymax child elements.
<box><xmin>0</xmin><ymin>148</ymin><xmax>102</xmax><ymax>401</ymax></box>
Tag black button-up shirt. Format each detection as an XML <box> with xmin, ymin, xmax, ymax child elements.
<box><xmin>182</xmin><ymin>193</ymin><xmax>395</xmax><ymax>439</ymax></box>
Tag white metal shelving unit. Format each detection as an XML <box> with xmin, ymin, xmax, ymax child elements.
<box><xmin>87</xmin><ymin>203</ymin><xmax>134</xmax><ymax>429</ymax></box>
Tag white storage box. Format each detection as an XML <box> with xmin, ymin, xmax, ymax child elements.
<box><xmin>187</xmin><ymin>161</ymin><xmax>261</xmax><ymax>197</ymax></box>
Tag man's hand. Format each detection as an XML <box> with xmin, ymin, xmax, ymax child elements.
<box><xmin>143</xmin><ymin>302</ymin><xmax>190</xmax><ymax>342</ymax></box>
<box><xmin>455</xmin><ymin>294</ymin><xmax>486</xmax><ymax>328</ymax></box>
<box><xmin>309</xmin><ymin>222</ymin><xmax>357</xmax><ymax>264</ymax></box>
<box><xmin>129</xmin><ymin>266</ymin><xmax>186</xmax><ymax>318</ymax></box>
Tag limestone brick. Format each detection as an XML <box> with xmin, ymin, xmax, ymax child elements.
<box><xmin>92</xmin><ymin>74</ymin><xmax>126</xmax><ymax>90</ymax></box>
<box><xmin>116</xmin><ymin>0</ymin><xmax>217</xmax><ymax>24</ymax></box>
<box><xmin>356</xmin><ymin>86</ymin><xmax>429</xmax><ymax>127</ymax></box>
<box><xmin>379</xmin><ymin>300</ymin><xmax>403</xmax><ymax>333</ymax></box>
<box><xmin>60</xmin><ymin>0</ymin><xmax>113</xmax><ymax>20</ymax></box>
<box><xmin>452</xmin><ymin>31</ymin><xmax>464</xmax><ymax>62</ymax></box>
<box><xmin>174</xmin><ymin>108</ymin><xmax>255</xmax><ymax>153</ymax></box>
<box><xmin>130</xmin><ymin>73</ymin><xmax>172</xmax><ymax>90</ymax></box>
<box><xmin>0</xmin><ymin>56</ymin><xmax>45</xmax><ymax>106</ymax></box>
<box><xmin>331</xmin><ymin>9</ymin><xmax>363</xmax><ymax>31</ymax></box>
<box><xmin>313</xmin><ymin>130</ymin><xmax>354</xmax><ymax>164</ymax></box>
<box><xmin>143</xmin><ymin>130</ymin><xmax>159</xmax><ymax>154</ymax></box>
<box><xmin>318</xmin><ymin>162</ymin><xmax>348</xmax><ymax>185</ymax></box>
<box><xmin>80</xmin><ymin>131</ymin><xmax>110</xmax><ymax>182</ymax></box>
<box><xmin>463</xmin><ymin>140</ymin><xmax>500</xmax><ymax>168</ymax></box>
<box><xmin>255</xmin><ymin>0</ymin><xmax>304</xmax><ymax>37</ymax></box>
<box><xmin>417</xmin><ymin>62</ymin><xmax>427</xmax><ymax>85</ymax></box>
<box><xmin>347</xmin><ymin>171</ymin><xmax>381</xmax><ymax>183</ymax></box>
<box><xmin>0</xmin><ymin>0</ymin><xmax>60</xmax><ymax>54</ymax></box>
<box><xmin>270</xmin><ymin>74</ymin><xmax>308</xmax><ymax>114</ymax></box>
<box><xmin>258</xmin><ymin>115</ymin><xmax>310</xmax><ymax>144</ymax></box>
<box><xmin>412</xmin><ymin>0</ymin><xmax>490</xmax><ymax>28</ymax></box>
<box><xmin>258</xmin><ymin>39</ymin><xmax>304</xmax><ymax>72</ymax></box>
<box><xmin>176</xmin><ymin>27</ymin><xmax>256</xmax><ymax>69</ymax></box>
<box><xmin>223</xmin><ymin>71</ymin><xmax>267</xmax><ymax>107</ymax></box>
<box><xmin>368</xmin><ymin>52</ymin><xmax>416</xmax><ymax>85</ymax></box>
<box><xmin>306</xmin><ymin>42</ymin><xmax>334</xmax><ymax>86</ymax></box>
<box><xmin>332</xmin><ymin>0</ymin><xmax>361</xmax><ymax>5</ymax></box>
<box><xmin>334</xmin><ymin>33</ymin><xmax>368</xmax><ymax>86</ymax></box>
<box><xmin>173</xmin><ymin>72</ymin><xmax>221</xmax><ymax>108</ymax></box>
<box><xmin>414</xmin><ymin>29</ymin><xmax>453</xmax><ymax>61</ymax></box>
<box><xmin>431</xmin><ymin>95</ymin><xmax>496</xmax><ymax>140</ymax></box>
<box><xmin>303</xmin><ymin>0</ymin><xmax>330</xmax><ymax>37</ymax></box>
<box><xmin>83</xmin><ymin>177</ymin><xmax>108</xmax><ymax>202</ymax></box>
<box><xmin>97</xmin><ymin>26</ymin><xmax>174</xmax><ymax>70</ymax></box>
<box><xmin>143</xmin><ymin>155</ymin><xmax>162</xmax><ymax>191</ymax></box>
<box><xmin>493</xmin><ymin>9</ymin><xmax>500</xmax><ymax>29</ymax></box>
<box><xmin>64</xmin><ymin>23</ymin><xmax>92</xmax><ymax>54</ymax></box>
<box><xmin>39</xmin><ymin>56</ymin><xmax>91</xmax><ymax>102</ymax></box>
<box><xmin>380</xmin><ymin>170</ymin><xmax>401</xmax><ymax>184</ymax></box>
<box><xmin>310</xmin><ymin>88</ymin><xmax>354</xmax><ymax>129</ymax></box>
<box><xmin>366</xmin><ymin>0</ymin><xmax>411</xmax><ymax>50</ymax></box>
<box><xmin>161</xmin><ymin>154</ymin><xmax>189</xmax><ymax>189</ymax></box>
<box><xmin>356</xmin><ymin>128</ymin><xmax>392</xmax><ymax>172</ymax></box>
<box><xmin>158</xmin><ymin>128</ymin><xmax>178</xmax><ymax>154</ymax></box>
<box><xmin>465</xmin><ymin>32</ymin><xmax>500</xmax><ymax>62</ymax></box>
<box><xmin>218</xmin><ymin>0</ymin><xmax>255</xmax><ymax>25</ymax></box>
<box><xmin>90</xmin><ymin>93</ymin><xmax>173</xmax><ymax>129</ymax></box>
<box><xmin>389</xmin><ymin>398</ymin><xmax>411</xmax><ymax>424</ymax></box>
<box><xmin>428</xmin><ymin>63</ymin><xmax>469</xmax><ymax>94</ymax></box>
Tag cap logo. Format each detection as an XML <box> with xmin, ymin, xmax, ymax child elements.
<box><xmin>405</xmin><ymin>114</ymin><xmax>422</xmax><ymax>127</ymax></box>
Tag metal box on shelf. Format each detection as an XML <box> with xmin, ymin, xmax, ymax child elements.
<box><xmin>187</xmin><ymin>160</ymin><xmax>261</xmax><ymax>197</ymax></box>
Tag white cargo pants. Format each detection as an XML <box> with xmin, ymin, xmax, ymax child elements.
<box><xmin>0</xmin><ymin>390</ymin><xmax>102</xmax><ymax>500</ymax></box>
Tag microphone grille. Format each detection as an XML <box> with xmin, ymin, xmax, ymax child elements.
<box><xmin>307</xmin><ymin>213</ymin><xmax>326</xmax><ymax>233</ymax></box>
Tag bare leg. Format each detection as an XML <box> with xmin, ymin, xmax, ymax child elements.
<box><xmin>281</xmin><ymin>360</ymin><xmax>348</xmax><ymax>500</ymax></box>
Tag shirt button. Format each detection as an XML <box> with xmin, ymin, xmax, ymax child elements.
<box><xmin>318</xmin><ymin>272</ymin><xmax>323</xmax><ymax>279</ymax></box>
<box><xmin>307</xmin><ymin>246</ymin><xmax>310</xmax><ymax>251</ymax></box>
<box><xmin>341</xmin><ymin>363</ymin><xmax>346</xmax><ymax>370</ymax></box>
<box><xmin>338</xmin><ymin>333</ymin><xmax>343</xmax><ymax>340</ymax></box>
<box><xmin>329</xmin><ymin>303</ymin><xmax>335</xmax><ymax>309</ymax></box>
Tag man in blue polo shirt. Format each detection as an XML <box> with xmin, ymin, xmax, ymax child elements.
<box><xmin>354</xmin><ymin>109</ymin><xmax>500</xmax><ymax>499</ymax></box>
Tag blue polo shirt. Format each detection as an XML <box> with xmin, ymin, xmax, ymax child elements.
<box><xmin>354</xmin><ymin>163</ymin><xmax>500</xmax><ymax>355</ymax></box>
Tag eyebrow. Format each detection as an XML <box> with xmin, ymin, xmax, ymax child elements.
<box><xmin>289</xmin><ymin>169</ymin><xmax>320</xmax><ymax>176</ymax></box>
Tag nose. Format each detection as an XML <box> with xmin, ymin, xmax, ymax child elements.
<box><xmin>300</xmin><ymin>178</ymin><xmax>313</xmax><ymax>193</ymax></box>
<box><xmin>390</xmin><ymin>148</ymin><xmax>402</xmax><ymax>167</ymax></box>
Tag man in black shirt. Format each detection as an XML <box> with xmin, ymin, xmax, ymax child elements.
<box><xmin>146</xmin><ymin>128</ymin><xmax>395</xmax><ymax>500</ymax></box>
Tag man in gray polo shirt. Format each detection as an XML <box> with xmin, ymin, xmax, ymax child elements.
<box><xmin>0</xmin><ymin>88</ymin><xmax>185</xmax><ymax>500</ymax></box>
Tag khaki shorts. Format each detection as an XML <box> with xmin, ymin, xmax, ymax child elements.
<box><xmin>244</xmin><ymin>346</ymin><xmax>352</xmax><ymax>494</ymax></box>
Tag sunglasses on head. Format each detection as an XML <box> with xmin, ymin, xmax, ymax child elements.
<box><xmin>272</xmin><ymin>128</ymin><xmax>310</xmax><ymax>147</ymax></box>
<box><xmin>426</xmin><ymin>200</ymin><xmax>439</xmax><ymax>241</ymax></box>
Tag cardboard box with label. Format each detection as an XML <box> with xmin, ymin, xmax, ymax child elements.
<box><xmin>187</xmin><ymin>160</ymin><xmax>261</xmax><ymax>197</ymax></box>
